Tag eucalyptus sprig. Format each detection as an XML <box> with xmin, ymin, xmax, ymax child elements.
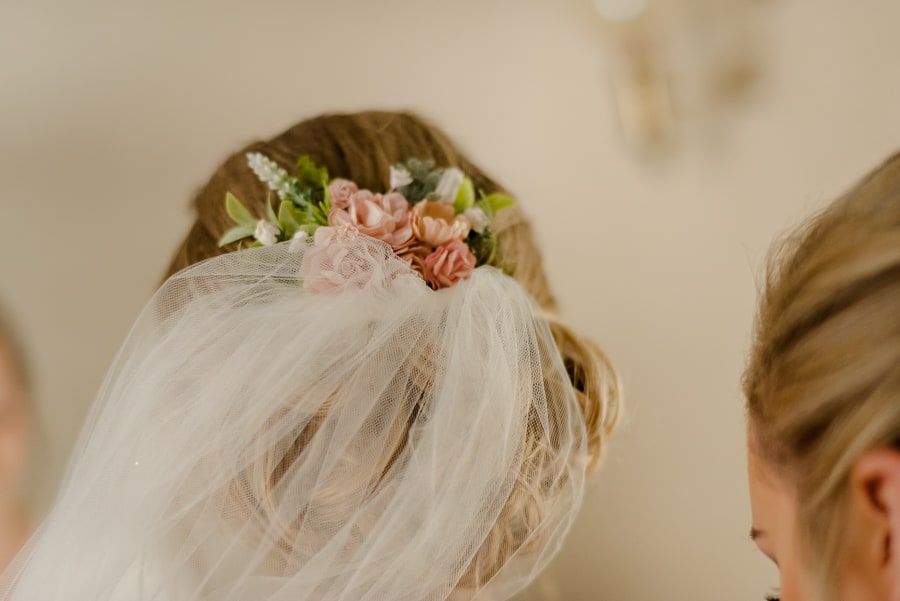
<box><xmin>395</xmin><ymin>159</ymin><xmax>443</xmax><ymax>203</ymax></box>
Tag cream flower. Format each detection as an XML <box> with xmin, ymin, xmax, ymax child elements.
<box><xmin>329</xmin><ymin>190</ymin><xmax>413</xmax><ymax>249</ymax></box>
<box><xmin>424</xmin><ymin>240</ymin><xmax>477</xmax><ymax>289</ymax></box>
<box><xmin>433</xmin><ymin>167</ymin><xmax>465</xmax><ymax>203</ymax></box>
<box><xmin>288</xmin><ymin>230</ymin><xmax>308</xmax><ymax>252</ymax></box>
<box><xmin>254</xmin><ymin>220</ymin><xmax>280</xmax><ymax>246</ymax></box>
<box><xmin>390</xmin><ymin>165</ymin><xmax>413</xmax><ymax>190</ymax></box>
<box><xmin>464</xmin><ymin>207</ymin><xmax>489</xmax><ymax>234</ymax></box>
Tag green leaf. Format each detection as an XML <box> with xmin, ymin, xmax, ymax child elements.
<box><xmin>225</xmin><ymin>193</ymin><xmax>258</xmax><ymax>228</ymax></box>
<box><xmin>289</xmin><ymin>155</ymin><xmax>331</xmax><ymax>212</ymax></box>
<box><xmin>453</xmin><ymin>177</ymin><xmax>475</xmax><ymax>214</ymax></box>
<box><xmin>466</xmin><ymin>228</ymin><xmax>498</xmax><ymax>268</ymax></box>
<box><xmin>482</xmin><ymin>192</ymin><xmax>516</xmax><ymax>213</ymax></box>
<box><xmin>300</xmin><ymin>197</ymin><xmax>331</xmax><ymax>227</ymax></box>
<box><xmin>218</xmin><ymin>225</ymin><xmax>255</xmax><ymax>247</ymax></box>
<box><xmin>318</xmin><ymin>198</ymin><xmax>332</xmax><ymax>224</ymax></box>
<box><xmin>277</xmin><ymin>201</ymin><xmax>302</xmax><ymax>238</ymax></box>
<box><xmin>265</xmin><ymin>193</ymin><xmax>278</xmax><ymax>225</ymax></box>
<box><xmin>297</xmin><ymin>154</ymin><xmax>328</xmax><ymax>190</ymax></box>
<box><xmin>279</xmin><ymin>179</ymin><xmax>305</xmax><ymax>207</ymax></box>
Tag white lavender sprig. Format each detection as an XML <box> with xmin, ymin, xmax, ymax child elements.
<box><xmin>246</xmin><ymin>152</ymin><xmax>301</xmax><ymax>204</ymax></box>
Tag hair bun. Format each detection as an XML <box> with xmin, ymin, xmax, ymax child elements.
<box><xmin>490</xmin><ymin>206</ymin><xmax>622</xmax><ymax>470</ymax></box>
<box><xmin>546</xmin><ymin>318</ymin><xmax>622</xmax><ymax>471</ymax></box>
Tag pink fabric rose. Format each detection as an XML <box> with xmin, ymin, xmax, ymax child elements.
<box><xmin>412</xmin><ymin>200</ymin><xmax>471</xmax><ymax>247</ymax></box>
<box><xmin>329</xmin><ymin>190</ymin><xmax>413</xmax><ymax>249</ymax></box>
<box><xmin>327</xmin><ymin>179</ymin><xmax>358</xmax><ymax>209</ymax></box>
<box><xmin>301</xmin><ymin>224</ymin><xmax>392</xmax><ymax>294</ymax></box>
<box><xmin>424</xmin><ymin>240</ymin><xmax>477</xmax><ymax>289</ymax></box>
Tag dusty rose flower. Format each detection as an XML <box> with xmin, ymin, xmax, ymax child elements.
<box><xmin>329</xmin><ymin>190</ymin><xmax>413</xmax><ymax>248</ymax></box>
<box><xmin>301</xmin><ymin>224</ymin><xmax>390</xmax><ymax>294</ymax></box>
<box><xmin>412</xmin><ymin>200</ymin><xmax>471</xmax><ymax>247</ymax></box>
<box><xmin>327</xmin><ymin>179</ymin><xmax>358</xmax><ymax>209</ymax></box>
<box><xmin>424</xmin><ymin>240</ymin><xmax>477</xmax><ymax>289</ymax></box>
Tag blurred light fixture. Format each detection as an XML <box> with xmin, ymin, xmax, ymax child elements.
<box><xmin>595</xmin><ymin>0</ymin><xmax>769</xmax><ymax>154</ymax></box>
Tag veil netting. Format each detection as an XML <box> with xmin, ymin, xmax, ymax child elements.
<box><xmin>0</xmin><ymin>235</ymin><xmax>588</xmax><ymax>601</ymax></box>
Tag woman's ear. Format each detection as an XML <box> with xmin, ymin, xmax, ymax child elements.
<box><xmin>850</xmin><ymin>448</ymin><xmax>900</xmax><ymax>601</ymax></box>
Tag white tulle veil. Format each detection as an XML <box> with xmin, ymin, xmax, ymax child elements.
<box><xmin>0</xmin><ymin>235</ymin><xmax>588</xmax><ymax>601</ymax></box>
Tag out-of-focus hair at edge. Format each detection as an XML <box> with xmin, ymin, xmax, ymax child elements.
<box><xmin>0</xmin><ymin>303</ymin><xmax>36</xmax><ymax>570</ymax></box>
<box><xmin>166</xmin><ymin>111</ymin><xmax>623</xmax><ymax>593</ymax></box>
<box><xmin>744</xmin><ymin>151</ymin><xmax>900</xmax><ymax>596</ymax></box>
<box><xmin>0</xmin><ymin>310</ymin><xmax>29</xmax><ymax>393</ymax></box>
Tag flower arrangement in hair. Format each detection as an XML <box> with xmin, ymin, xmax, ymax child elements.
<box><xmin>220</xmin><ymin>153</ymin><xmax>516</xmax><ymax>291</ymax></box>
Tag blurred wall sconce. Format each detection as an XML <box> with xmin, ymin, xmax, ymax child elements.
<box><xmin>594</xmin><ymin>0</ymin><xmax>770</xmax><ymax>154</ymax></box>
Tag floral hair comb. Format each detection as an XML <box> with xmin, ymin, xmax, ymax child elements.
<box><xmin>219</xmin><ymin>153</ymin><xmax>515</xmax><ymax>290</ymax></box>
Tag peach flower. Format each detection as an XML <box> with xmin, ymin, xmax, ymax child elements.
<box><xmin>395</xmin><ymin>238</ymin><xmax>433</xmax><ymax>280</ymax></box>
<box><xmin>327</xmin><ymin>179</ymin><xmax>359</xmax><ymax>209</ymax></box>
<box><xmin>301</xmin><ymin>224</ymin><xmax>390</xmax><ymax>294</ymax></box>
<box><xmin>424</xmin><ymin>240</ymin><xmax>476</xmax><ymax>289</ymax></box>
<box><xmin>329</xmin><ymin>190</ymin><xmax>413</xmax><ymax>249</ymax></box>
<box><xmin>412</xmin><ymin>200</ymin><xmax>471</xmax><ymax>247</ymax></box>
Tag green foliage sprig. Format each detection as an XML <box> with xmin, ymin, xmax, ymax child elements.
<box><xmin>219</xmin><ymin>153</ymin><xmax>332</xmax><ymax>248</ymax></box>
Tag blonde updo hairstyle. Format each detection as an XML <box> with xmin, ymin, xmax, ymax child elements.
<box><xmin>167</xmin><ymin>111</ymin><xmax>621</xmax><ymax>591</ymax></box>
<box><xmin>744</xmin><ymin>151</ymin><xmax>900</xmax><ymax>594</ymax></box>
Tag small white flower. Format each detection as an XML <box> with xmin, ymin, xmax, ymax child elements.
<box><xmin>254</xmin><ymin>220</ymin><xmax>280</xmax><ymax>246</ymax></box>
<box><xmin>288</xmin><ymin>230</ymin><xmax>309</xmax><ymax>252</ymax></box>
<box><xmin>464</xmin><ymin>207</ymin><xmax>490</xmax><ymax>234</ymax></box>
<box><xmin>434</xmin><ymin>167</ymin><xmax>465</xmax><ymax>203</ymax></box>
<box><xmin>390</xmin><ymin>165</ymin><xmax>413</xmax><ymax>190</ymax></box>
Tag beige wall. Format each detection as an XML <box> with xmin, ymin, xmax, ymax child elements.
<box><xmin>2</xmin><ymin>1</ymin><xmax>899</xmax><ymax>599</ymax></box>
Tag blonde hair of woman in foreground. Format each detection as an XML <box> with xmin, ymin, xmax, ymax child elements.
<box><xmin>0</xmin><ymin>111</ymin><xmax>620</xmax><ymax>601</ymax></box>
<box><xmin>745</xmin><ymin>151</ymin><xmax>900</xmax><ymax>601</ymax></box>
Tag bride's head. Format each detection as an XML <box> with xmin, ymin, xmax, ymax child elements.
<box><xmin>744</xmin><ymin>152</ymin><xmax>900</xmax><ymax>601</ymax></box>
<box><xmin>165</xmin><ymin>111</ymin><xmax>620</xmax><ymax>595</ymax></box>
